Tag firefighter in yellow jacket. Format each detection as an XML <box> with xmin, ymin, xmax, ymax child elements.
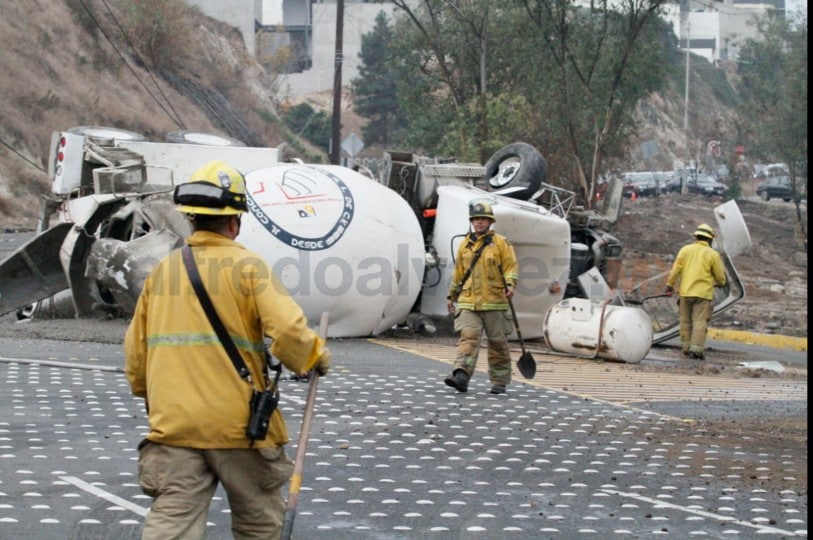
<box><xmin>124</xmin><ymin>160</ymin><xmax>331</xmax><ymax>539</ymax></box>
<box><xmin>444</xmin><ymin>199</ymin><xmax>518</xmax><ymax>395</ymax></box>
<box><xmin>665</xmin><ymin>223</ymin><xmax>727</xmax><ymax>360</ymax></box>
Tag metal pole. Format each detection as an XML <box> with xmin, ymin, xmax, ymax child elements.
<box><xmin>330</xmin><ymin>0</ymin><xmax>344</xmax><ymax>165</ymax></box>
<box><xmin>684</xmin><ymin>18</ymin><xmax>691</xmax><ymax>158</ymax></box>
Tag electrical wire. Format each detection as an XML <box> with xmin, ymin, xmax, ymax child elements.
<box><xmin>77</xmin><ymin>0</ymin><xmax>186</xmax><ymax>129</ymax></box>
<box><xmin>98</xmin><ymin>0</ymin><xmax>187</xmax><ymax>130</ymax></box>
<box><xmin>0</xmin><ymin>138</ymin><xmax>46</xmax><ymax>172</ymax></box>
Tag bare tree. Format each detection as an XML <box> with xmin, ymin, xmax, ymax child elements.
<box><xmin>519</xmin><ymin>0</ymin><xmax>668</xmax><ymax>206</ymax></box>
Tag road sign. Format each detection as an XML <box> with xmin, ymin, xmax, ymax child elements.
<box><xmin>341</xmin><ymin>132</ymin><xmax>364</xmax><ymax>158</ymax></box>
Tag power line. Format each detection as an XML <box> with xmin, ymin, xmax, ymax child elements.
<box><xmin>77</xmin><ymin>0</ymin><xmax>186</xmax><ymax>129</ymax></box>
<box><xmin>0</xmin><ymin>138</ymin><xmax>46</xmax><ymax>173</ymax></box>
<box><xmin>98</xmin><ymin>0</ymin><xmax>187</xmax><ymax>130</ymax></box>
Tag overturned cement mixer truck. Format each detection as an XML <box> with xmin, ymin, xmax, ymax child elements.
<box><xmin>0</xmin><ymin>127</ymin><xmax>751</xmax><ymax>363</ymax></box>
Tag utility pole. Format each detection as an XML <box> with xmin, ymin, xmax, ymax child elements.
<box><xmin>330</xmin><ymin>0</ymin><xmax>344</xmax><ymax>165</ymax></box>
<box><xmin>683</xmin><ymin>17</ymin><xmax>691</xmax><ymax>165</ymax></box>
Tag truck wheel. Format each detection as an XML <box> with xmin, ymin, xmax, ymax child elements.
<box><xmin>481</xmin><ymin>142</ymin><xmax>547</xmax><ymax>200</ymax></box>
<box><xmin>165</xmin><ymin>131</ymin><xmax>246</xmax><ymax>146</ymax></box>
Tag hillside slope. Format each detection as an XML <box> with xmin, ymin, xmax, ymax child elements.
<box><xmin>0</xmin><ymin>0</ymin><xmax>321</xmax><ymax>230</ymax></box>
<box><xmin>2</xmin><ymin>0</ymin><xmax>747</xmax><ymax>232</ymax></box>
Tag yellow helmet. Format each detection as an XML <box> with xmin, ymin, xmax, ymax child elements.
<box><xmin>469</xmin><ymin>199</ymin><xmax>495</xmax><ymax>221</ymax></box>
<box><xmin>173</xmin><ymin>160</ymin><xmax>247</xmax><ymax>215</ymax></box>
<box><xmin>694</xmin><ymin>223</ymin><xmax>715</xmax><ymax>240</ymax></box>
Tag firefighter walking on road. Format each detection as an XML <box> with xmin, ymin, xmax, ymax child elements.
<box><xmin>444</xmin><ymin>200</ymin><xmax>518</xmax><ymax>395</ymax></box>
<box><xmin>124</xmin><ymin>160</ymin><xmax>331</xmax><ymax>539</ymax></box>
<box><xmin>665</xmin><ymin>223</ymin><xmax>727</xmax><ymax>360</ymax></box>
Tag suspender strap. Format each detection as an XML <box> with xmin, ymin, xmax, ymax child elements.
<box><xmin>181</xmin><ymin>245</ymin><xmax>253</xmax><ymax>382</ymax></box>
<box><xmin>454</xmin><ymin>234</ymin><xmax>492</xmax><ymax>296</ymax></box>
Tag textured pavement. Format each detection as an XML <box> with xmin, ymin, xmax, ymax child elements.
<box><xmin>0</xmin><ymin>337</ymin><xmax>807</xmax><ymax>539</ymax></box>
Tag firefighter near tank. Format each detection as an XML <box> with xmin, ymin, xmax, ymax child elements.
<box><xmin>444</xmin><ymin>200</ymin><xmax>527</xmax><ymax>395</ymax></box>
<box><xmin>664</xmin><ymin>223</ymin><xmax>727</xmax><ymax>360</ymax></box>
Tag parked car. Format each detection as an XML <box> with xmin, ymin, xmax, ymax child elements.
<box><xmin>622</xmin><ymin>172</ymin><xmax>659</xmax><ymax>198</ymax></box>
<box><xmin>686</xmin><ymin>175</ymin><xmax>726</xmax><ymax>197</ymax></box>
<box><xmin>661</xmin><ymin>174</ymin><xmax>684</xmax><ymax>193</ymax></box>
<box><xmin>756</xmin><ymin>176</ymin><xmax>793</xmax><ymax>202</ymax></box>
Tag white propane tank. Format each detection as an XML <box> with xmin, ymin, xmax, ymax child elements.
<box><xmin>241</xmin><ymin>164</ymin><xmax>425</xmax><ymax>337</ymax></box>
<box><xmin>543</xmin><ymin>297</ymin><xmax>653</xmax><ymax>363</ymax></box>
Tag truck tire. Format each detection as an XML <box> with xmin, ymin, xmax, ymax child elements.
<box><xmin>68</xmin><ymin>126</ymin><xmax>146</xmax><ymax>144</ymax></box>
<box><xmin>481</xmin><ymin>142</ymin><xmax>547</xmax><ymax>201</ymax></box>
<box><xmin>165</xmin><ymin>131</ymin><xmax>246</xmax><ymax>146</ymax></box>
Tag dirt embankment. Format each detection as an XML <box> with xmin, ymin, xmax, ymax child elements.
<box><xmin>611</xmin><ymin>192</ymin><xmax>807</xmax><ymax>338</ymax></box>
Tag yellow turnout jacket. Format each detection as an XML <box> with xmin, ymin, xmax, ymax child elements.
<box><xmin>125</xmin><ymin>231</ymin><xmax>325</xmax><ymax>449</ymax></box>
<box><xmin>448</xmin><ymin>230</ymin><xmax>518</xmax><ymax>311</ymax></box>
<box><xmin>666</xmin><ymin>240</ymin><xmax>727</xmax><ymax>300</ymax></box>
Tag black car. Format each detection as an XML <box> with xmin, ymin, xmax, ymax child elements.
<box><xmin>661</xmin><ymin>175</ymin><xmax>684</xmax><ymax>193</ymax></box>
<box><xmin>756</xmin><ymin>176</ymin><xmax>793</xmax><ymax>202</ymax></box>
<box><xmin>686</xmin><ymin>175</ymin><xmax>726</xmax><ymax>197</ymax></box>
<box><xmin>621</xmin><ymin>172</ymin><xmax>659</xmax><ymax>198</ymax></box>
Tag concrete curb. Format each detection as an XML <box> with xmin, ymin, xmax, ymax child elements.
<box><xmin>708</xmin><ymin>327</ymin><xmax>807</xmax><ymax>352</ymax></box>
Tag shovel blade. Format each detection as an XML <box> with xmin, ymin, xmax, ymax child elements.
<box><xmin>517</xmin><ymin>351</ymin><xmax>536</xmax><ymax>379</ymax></box>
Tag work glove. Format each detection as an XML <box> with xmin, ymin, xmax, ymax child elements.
<box><xmin>314</xmin><ymin>347</ymin><xmax>331</xmax><ymax>377</ymax></box>
<box><xmin>665</xmin><ymin>285</ymin><xmax>674</xmax><ymax>297</ymax></box>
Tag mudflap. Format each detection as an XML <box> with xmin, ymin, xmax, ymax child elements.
<box><xmin>0</xmin><ymin>222</ymin><xmax>73</xmax><ymax>316</ymax></box>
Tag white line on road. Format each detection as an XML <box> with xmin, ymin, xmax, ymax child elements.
<box><xmin>60</xmin><ymin>475</ymin><xmax>149</xmax><ymax>517</ymax></box>
<box><xmin>601</xmin><ymin>488</ymin><xmax>800</xmax><ymax>536</ymax></box>
<box><xmin>0</xmin><ymin>357</ymin><xmax>307</xmax><ymax>406</ymax></box>
<box><xmin>0</xmin><ymin>356</ymin><xmax>123</xmax><ymax>372</ymax></box>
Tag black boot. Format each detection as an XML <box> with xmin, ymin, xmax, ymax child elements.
<box><xmin>444</xmin><ymin>369</ymin><xmax>469</xmax><ymax>393</ymax></box>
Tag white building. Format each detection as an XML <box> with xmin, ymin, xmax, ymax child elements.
<box><xmin>269</xmin><ymin>1</ymin><xmax>401</xmax><ymax>97</ymax></box>
<box><xmin>189</xmin><ymin>0</ymin><xmax>789</xmax><ymax>92</ymax></box>
<box><xmin>663</xmin><ymin>0</ymin><xmax>786</xmax><ymax>64</ymax></box>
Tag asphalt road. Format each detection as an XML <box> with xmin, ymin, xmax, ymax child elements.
<box><xmin>0</xmin><ymin>336</ymin><xmax>807</xmax><ymax>539</ymax></box>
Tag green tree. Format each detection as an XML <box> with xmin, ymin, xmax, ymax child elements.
<box><xmin>736</xmin><ymin>14</ymin><xmax>807</xmax><ymax>249</ymax></box>
<box><xmin>389</xmin><ymin>0</ymin><xmax>671</xmax><ymax>203</ymax></box>
<box><xmin>518</xmin><ymin>0</ymin><xmax>671</xmax><ymax>204</ymax></box>
<box><xmin>352</xmin><ymin>11</ymin><xmax>407</xmax><ymax>146</ymax></box>
<box><xmin>391</xmin><ymin>0</ymin><xmax>500</xmax><ymax>161</ymax></box>
<box><xmin>282</xmin><ymin>103</ymin><xmax>331</xmax><ymax>154</ymax></box>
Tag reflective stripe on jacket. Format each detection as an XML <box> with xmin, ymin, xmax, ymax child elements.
<box><xmin>448</xmin><ymin>231</ymin><xmax>518</xmax><ymax>311</ymax></box>
<box><xmin>666</xmin><ymin>240</ymin><xmax>727</xmax><ymax>300</ymax></box>
<box><xmin>124</xmin><ymin>231</ymin><xmax>324</xmax><ymax>449</ymax></box>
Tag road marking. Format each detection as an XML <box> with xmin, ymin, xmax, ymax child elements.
<box><xmin>708</xmin><ymin>328</ymin><xmax>807</xmax><ymax>352</ymax></box>
<box><xmin>60</xmin><ymin>475</ymin><xmax>148</xmax><ymax>517</ymax></box>
<box><xmin>601</xmin><ymin>488</ymin><xmax>801</xmax><ymax>536</ymax></box>
<box><xmin>0</xmin><ymin>356</ymin><xmax>123</xmax><ymax>372</ymax></box>
<box><xmin>2</xmin><ymin>356</ymin><xmax>308</xmax><ymax>405</ymax></box>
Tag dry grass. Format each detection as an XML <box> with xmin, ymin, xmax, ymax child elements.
<box><xmin>0</xmin><ymin>0</ymin><xmax>327</xmax><ymax>228</ymax></box>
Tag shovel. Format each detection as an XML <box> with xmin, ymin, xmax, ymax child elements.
<box><xmin>281</xmin><ymin>311</ymin><xmax>329</xmax><ymax>540</ymax></box>
<box><xmin>507</xmin><ymin>296</ymin><xmax>536</xmax><ymax>379</ymax></box>
<box><xmin>497</xmin><ymin>264</ymin><xmax>536</xmax><ymax>379</ymax></box>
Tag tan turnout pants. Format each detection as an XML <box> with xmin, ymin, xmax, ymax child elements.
<box><xmin>678</xmin><ymin>296</ymin><xmax>713</xmax><ymax>355</ymax></box>
<box><xmin>452</xmin><ymin>309</ymin><xmax>514</xmax><ymax>385</ymax></box>
<box><xmin>138</xmin><ymin>441</ymin><xmax>294</xmax><ymax>540</ymax></box>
